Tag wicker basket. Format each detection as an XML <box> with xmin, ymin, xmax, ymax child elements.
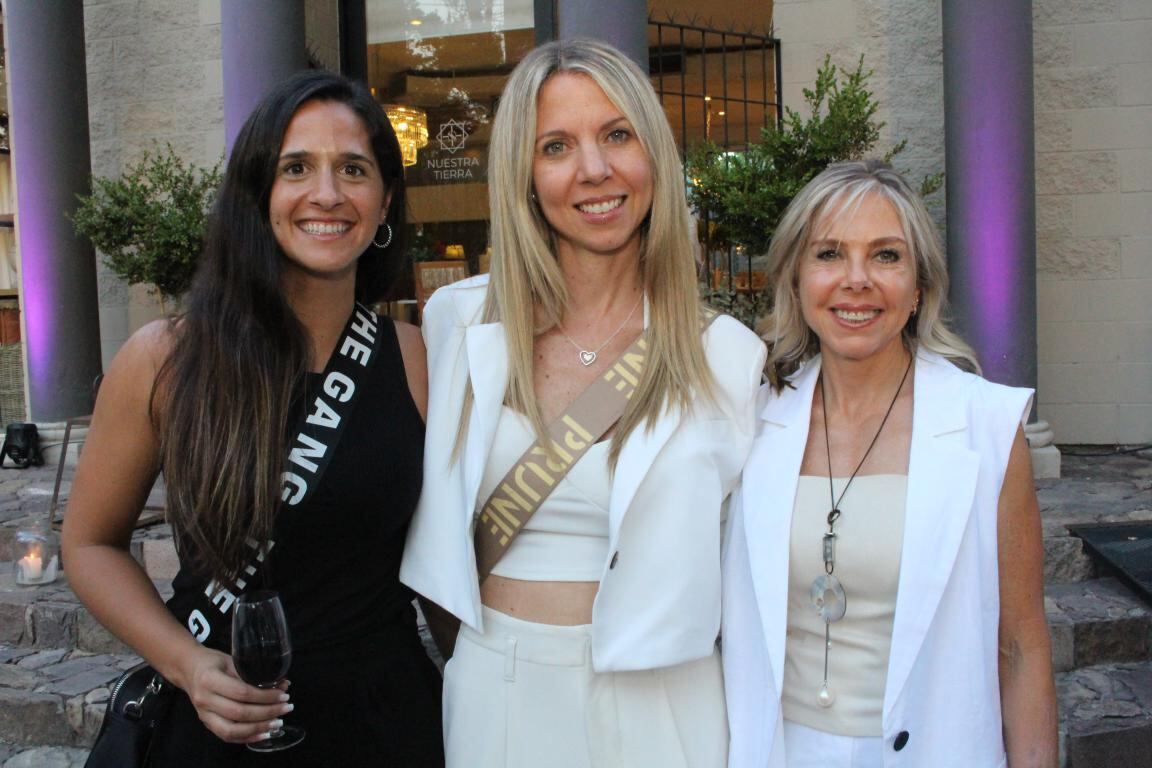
<box><xmin>0</xmin><ymin>342</ymin><xmax>25</xmax><ymax>425</ymax></box>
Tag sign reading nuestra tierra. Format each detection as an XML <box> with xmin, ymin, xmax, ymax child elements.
<box><xmin>424</xmin><ymin>153</ymin><xmax>483</xmax><ymax>181</ymax></box>
<box><xmin>409</xmin><ymin>117</ymin><xmax>488</xmax><ymax>186</ymax></box>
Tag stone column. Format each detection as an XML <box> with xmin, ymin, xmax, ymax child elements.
<box><xmin>942</xmin><ymin>0</ymin><xmax>1059</xmax><ymax>476</ymax></box>
<box><xmin>6</xmin><ymin>3</ymin><xmax>102</xmax><ymax>422</ymax></box>
<box><xmin>552</xmin><ymin>0</ymin><xmax>647</xmax><ymax>69</ymax></box>
<box><xmin>221</xmin><ymin>0</ymin><xmax>307</xmax><ymax>156</ymax></box>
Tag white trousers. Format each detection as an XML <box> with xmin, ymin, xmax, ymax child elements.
<box><xmin>444</xmin><ymin>606</ymin><xmax>728</xmax><ymax>768</ymax></box>
<box><xmin>782</xmin><ymin>720</ymin><xmax>884</xmax><ymax>768</ymax></box>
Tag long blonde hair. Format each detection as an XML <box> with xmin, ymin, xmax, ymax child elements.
<box><xmin>471</xmin><ymin>39</ymin><xmax>712</xmax><ymax>465</ymax></box>
<box><xmin>761</xmin><ymin>159</ymin><xmax>979</xmax><ymax>388</ymax></box>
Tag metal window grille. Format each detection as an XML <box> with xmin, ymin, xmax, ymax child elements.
<box><xmin>648</xmin><ymin>16</ymin><xmax>781</xmax><ymax>304</ymax></box>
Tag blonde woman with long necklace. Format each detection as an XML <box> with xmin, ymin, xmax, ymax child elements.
<box><xmin>722</xmin><ymin>160</ymin><xmax>1057</xmax><ymax>767</ymax></box>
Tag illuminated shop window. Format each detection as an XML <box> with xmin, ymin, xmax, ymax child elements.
<box><xmin>367</xmin><ymin>1</ymin><xmax>535</xmax><ymax>291</ymax></box>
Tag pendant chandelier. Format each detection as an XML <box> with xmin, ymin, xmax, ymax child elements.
<box><xmin>384</xmin><ymin>104</ymin><xmax>429</xmax><ymax>167</ymax></box>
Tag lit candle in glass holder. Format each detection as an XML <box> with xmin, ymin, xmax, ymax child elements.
<box><xmin>13</xmin><ymin>524</ymin><xmax>59</xmax><ymax>586</ymax></box>
<box><xmin>19</xmin><ymin>546</ymin><xmax>42</xmax><ymax>581</ymax></box>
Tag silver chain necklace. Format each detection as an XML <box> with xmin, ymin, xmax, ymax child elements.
<box><xmin>812</xmin><ymin>354</ymin><xmax>913</xmax><ymax>709</ymax></box>
<box><xmin>558</xmin><ymin>294</ymin><xmax>642</xmax><ymax>366</ymax></box>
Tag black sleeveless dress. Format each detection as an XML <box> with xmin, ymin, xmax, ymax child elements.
<box><xmin>149</xmin><ymin>317</ymin><xmax>444</xmax><ymax>767</ymax></box>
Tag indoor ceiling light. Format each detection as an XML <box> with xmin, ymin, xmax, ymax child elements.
<box><xmin>384</xmin><ymin>104</ymin><xmax>430</xmax><ymax>167</ymax></box>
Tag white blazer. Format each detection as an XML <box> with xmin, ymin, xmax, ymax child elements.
<box><xmin>401</xmin><ymin>275</ymin><xmax>767</xmax><ymax>672</ymax></box>
<box><xmin>722</xmin><ymin>350</ymin><xmax>1032</xmax><ymax>768</ymax></box>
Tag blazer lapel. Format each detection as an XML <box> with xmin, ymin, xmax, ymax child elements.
<box><xmin>463</xmin><ymin>320</ymin><xmax>509</xmax><ymax>517</ymax></box>
<box><xmin>606</xmin><ymin>301</ymin><xmax>671</xmax><ymax>535</ymax></box>
<box><xmin>743</xmin><ymin>359</ymin><xmax>821</xmax><ymax>694</ymax></box>
<box><xmin>883</xmin><ymin>353</ymin><xmax>980</xmax><ymax>720</ymax></box>
<box><xmin>608</xmin><ymin>406</ymin><xmax>679</xmax><ymax>536</ymax></box>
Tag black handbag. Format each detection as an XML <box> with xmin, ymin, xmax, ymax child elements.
<box><xmin>0</xmin><ymin>422</ymin><xmax>44</xmax><ymax>468</ymax></box>
<box><xmin>84</xmin><ymin>663</ymin><xmax>175</xmax><ymax>768</ymax></box>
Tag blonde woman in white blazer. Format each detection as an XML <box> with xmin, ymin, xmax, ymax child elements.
<box><xmin>722</xmin><ymin>161</ymin><xmax>1056</xmax><ymax>768</ymax></box>
<box><xmin>401</xmin><ymin>40</ymin><xmax>765</xmax><ymax>768</ymax></box>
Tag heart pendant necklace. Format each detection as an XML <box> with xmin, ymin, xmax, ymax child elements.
<box><xmin>813</xmin><ymin>353</ymin><xmax>912</xmax><ymax>708</ymax></box>
<box><xmin>559</xmin><ymin>294</ymin><xmax>642</xmax><ymax>367</ymax></box>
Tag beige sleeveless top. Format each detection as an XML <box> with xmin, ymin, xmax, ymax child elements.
<box><xmin>478</xmin><ymin>406</ymin><xmax>611</xmax><ymax>581</ymax></box>
<box><xmin>782</xmin><ymin>475</ymin><xmax>907</xmax><ymax>736</ymax></box>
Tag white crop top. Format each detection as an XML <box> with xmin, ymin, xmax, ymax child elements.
<box><xmin>477</xmin><ymin>406</ymin><xmax>611</xmax><ymax>581</ymax></box>
<box><xmin>782</xmin><ymin>474</ymin><xmax>907</xmax><ymax>737</ymax></box>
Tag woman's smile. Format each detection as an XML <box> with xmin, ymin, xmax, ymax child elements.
<box><xmin>531</xmin><ymin>72</ymin><xmax>654</xmax><ymax>264</ymax></box>
<box><xmin>269</xmin><ymin>99</ymin><xmax>390</xmax><ymax>283</ymax></box>
<box><xmin>798</xmin><ymin>192</ymin><xmax>919</xmax><ymax>366</ymax></box>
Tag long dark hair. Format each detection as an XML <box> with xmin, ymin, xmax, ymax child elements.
<box><xmin>157</xmin><ymin>71</ymin><xmax>406</xmax><ymax>584</ymax></box>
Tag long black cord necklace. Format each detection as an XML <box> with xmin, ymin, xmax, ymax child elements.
<box><xmin>812</xmin><ymin>353</ymin><xmax>914</xmax><ymax>708</ymax></box>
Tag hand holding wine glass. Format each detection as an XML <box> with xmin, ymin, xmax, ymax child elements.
<box><xmin>232</xmin><ymin>590</ymin><xmax>305</xmax><ymax>751</ymax></box>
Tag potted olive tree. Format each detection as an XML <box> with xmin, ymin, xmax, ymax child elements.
<box><xmin>686</xmin><ymin>56</ymin><xmax>942</xmax><ymax>329</ymax></box>
<box><xmin>73</xmin><ymin>145</ymin><xmax>222</xmax><ymax>313</ymax></box>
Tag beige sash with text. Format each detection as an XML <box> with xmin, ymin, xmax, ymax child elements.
<box><xmin>473</xmin><ymin>334</ymin><xmax>648</xmax><ymax>582</ymax></box>
<box><xmin>472</xmin><ymin>309</ymin><xmax>718</xmax><ymax>582</ymax></box>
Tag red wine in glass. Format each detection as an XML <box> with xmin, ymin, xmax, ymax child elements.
<box><xmin>232</xmin><ymin>590</ymin><xmax>305</xmax><ymax>751</ymax></box>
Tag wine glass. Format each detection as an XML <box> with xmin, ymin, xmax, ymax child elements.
<box><xmin>232</xmin><ymin>590</ymin><xmax>305</xmax><ymax>751</ymax></box>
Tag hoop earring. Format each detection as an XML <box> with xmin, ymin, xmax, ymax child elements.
<box><xmin>372</xmin><ymin>223</ymin><xmax>393</xmax><ymax>250</ymax></box>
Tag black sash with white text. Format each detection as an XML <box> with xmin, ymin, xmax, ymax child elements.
<box><xmin>173</xmin><ymin>302</ymin><xmax>382</xmax><ymax>648</ymax></box>
<box><xmin>279</xmin><ymin>303</ymin><xmax>382</xmax><ymax>510</ymax></box>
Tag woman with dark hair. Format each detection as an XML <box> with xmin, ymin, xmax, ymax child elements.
<box><xmin>63</xmin><ymin>70</ymin><xmax>443</xmax><ymax>766</ymax></box>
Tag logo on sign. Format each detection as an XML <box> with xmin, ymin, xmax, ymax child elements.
<box><xmin>437</xmin><ymin>119</ymin><xmax>469</xmax><ymax>153</ymax></box>
<box><xmin>424</xmin><ymin>119</ymin><xmax>481</xmax><ymax>181</ymax></box>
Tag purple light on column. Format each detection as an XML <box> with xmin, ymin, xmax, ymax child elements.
<box><xmin>6</xmin><ymin>2</ymin><xmax>103</xmax><ymax>421</ymax></box>
<box><xmin>964</xmin><ymin>152</ymin><xmax>1022</xmax><ymax>368</ymax></box>
<box><xmin>222</xmin><ymin>1</ymin><xmax>305</xmax><ymax>157</ymax></box>
<box><xmin>17</xmin><ymin>193</ymin><xmax>58</xmax><ymax>384</ymax></box>
<box><xmin>943</xmin><ymin>0</ymin><xmax>1037</xmax><ymax>391</ymax></box>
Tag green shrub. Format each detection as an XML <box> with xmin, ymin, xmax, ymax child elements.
<box><xmin>73</xmin><ymin>146</ymin><xmax>222</xmax><ymax>305</ymax></box>
<box><xmin>687</xmin><ymin>55</ymin><xmax>942</xmax><ymax>328</ymax></box>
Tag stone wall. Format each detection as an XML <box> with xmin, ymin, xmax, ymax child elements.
<box><xmin>83</xmin><ymin>0</ymin><xmax>224</xmax><ymax>366</ymax></box>
<box><xmin>772</xmin><ymin>0</ymin><xmax>947</xmax><ymax>225</ymax></box>
<box><xmin>83</xmin><ymin>0</ymin><xmax>342</xmax><ymax>369</ymax></box>
<box><xmin>774</xmin><ymin>0</ymin><xmax>1151</xmax><ymax>444</ymax></box>
<box><xmin>1033</xmin><ymin>0</ymin><xmax>1152</xmax><ymax>444</ymax></box>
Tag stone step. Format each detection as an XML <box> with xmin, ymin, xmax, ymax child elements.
<box><xmin>1039</xmin><ymin>473</ymin><xmax>1152</xmax><ymax>586</ymax></box>
<box><xmin>1058</xmin><ymin>660</ymin><xmax>1152</xmax><ymax>767</ymax></box>
<box><xmin>1045</xmin><ymin>534</ymin><xmax>1098</xmax><ymax>585</ymax></box>
<box><xmin>0</xmin><ymin>472</ymin><xmax>173</xmax><ymax>579</ymax></box>
<box><xmin>0</xmin><ymin>568</ymin><xmax>171</xmax><ymax>654</ymax></box>
<box><xmin>0</xmin><ymin>744</ymin><xmax>89</xmax><ymax>768</ymax></box>
<box><xmin>0</xmin><ymin>644</ymin><xmax>137</xmax><ymax>751</ymax></box>
<box><xmin>1047</xmin><ymin>578</ymin><xmax>1152</xmax><ymax>673</ymax></box>
<box><xmin>134</xmin><ymin>529</ymin><xmax>180</xmax><ymax>581</ymax></box>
